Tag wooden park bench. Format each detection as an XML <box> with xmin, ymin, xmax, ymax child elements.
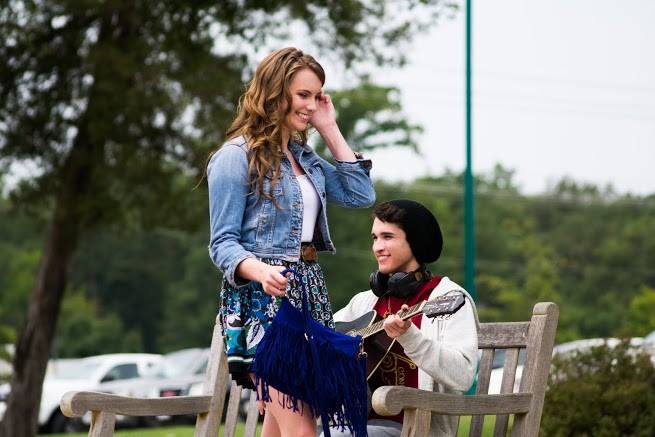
<box><xmin>60</xmin><ymin>301</ymin><xmax>558</xmax><ymax>437</ymax></box>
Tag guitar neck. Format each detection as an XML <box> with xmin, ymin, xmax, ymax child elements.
<box><xmin>356</xmin><ymin>301</ymin><xmax>425</xmax><ymax>339</ymax></box>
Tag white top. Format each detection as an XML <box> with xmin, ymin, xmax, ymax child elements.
<box><xmin>297</xmin><ymin>174</ymin><xmax>320</xmax><ymax>242</ymax></box>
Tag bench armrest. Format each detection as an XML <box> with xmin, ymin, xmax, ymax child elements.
<box><xmin>372</xmin><ymin>386</ymin><xmax>533</xmax><ymax>416</ymax></box>
<box><xmin>60</xmin><ymin>391</ymin><xmax>212</xmax><ymax>418</ymax></box>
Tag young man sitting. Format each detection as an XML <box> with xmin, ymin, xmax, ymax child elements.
<box><xmin>327</xmin><ymin>199</ymin><xmax>479</xmax><ymax>437</ymax></box>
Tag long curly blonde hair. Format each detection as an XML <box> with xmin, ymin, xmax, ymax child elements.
<box><xmin>225</xmin><ymin>47</ymin><xmax>325</xmax><ymax>202</ymax></box>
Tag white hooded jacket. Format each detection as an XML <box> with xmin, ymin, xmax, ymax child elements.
<box><xmin>334</xmin><ymin>276</ymin><xmax>479</xmax><ymax>436</ymax></box>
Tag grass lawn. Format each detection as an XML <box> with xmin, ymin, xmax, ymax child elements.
<box><xmin>47</xmin><ymin>424</ymin><xmax>256</xmax><ymax>437</ymax></box>
<box><xmin>47</xmin><ymin>416</ymin><xmax>499</xmax><ymax>436</ymax></box>
<box><xmin>48</xmin><ymin>425</ymin><xmax>206</xmax><ymax>437</ymax></box>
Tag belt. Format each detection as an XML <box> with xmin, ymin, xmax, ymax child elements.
<box><xmin>300</xmin><ymin>243</ymin><xmax>318</xmax><ymax>263</ymax></box>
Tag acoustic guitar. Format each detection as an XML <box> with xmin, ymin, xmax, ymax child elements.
<box><xmin>335</xmin><ymin>292</ymin><xmax>466</xmax><ymax>379</ymax></box>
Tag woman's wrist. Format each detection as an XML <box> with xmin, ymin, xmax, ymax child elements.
<box><xmin>236</xmin><ymin>258</ymin><xmax>267</xmax><ymax>283</ymax></box>
<box><xmin>317</xmin><ymin>123</ymin><xmax>356</xmax><ymax>161</ymax></box>
<box><xmin>314</xmin><ymin>121</ymin><xmax>338</xmax><ymax>135</ymax></box>
<box><xmin>254</xmin><ymin>260</ymin><xmax>272</xmax><ymax>284</ymax></box>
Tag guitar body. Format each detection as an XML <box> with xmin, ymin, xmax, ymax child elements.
<box><xmin>334</xmin><ymin>292</ymin><xmax>466</xmax><ymax>380</ymax></box>
<box><xmin>335</xmin><ymin>312</ymin><xmax>397</xmax><ymax>379</ymax></box>
<box><xmin>334</xmin><ymin>311</ymin><xmax>377</xmax><ymax>336</ymax></box>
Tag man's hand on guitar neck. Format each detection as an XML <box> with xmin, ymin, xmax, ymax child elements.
<box><xmin>383</xmin><ymin>304</ymin><xmax>412</xmax><ymax>339</ymax></box>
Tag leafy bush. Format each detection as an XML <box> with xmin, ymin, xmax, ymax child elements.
<box><xmin>542</xmin><ymin>339</ymin><xmax>655</xmax><ymax>436</ymax></box>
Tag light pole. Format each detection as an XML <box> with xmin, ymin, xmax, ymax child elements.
<box><xmin>465</xmin><ymin>0</ymin><xmax>477</xmax><ymax>300</ymax></box>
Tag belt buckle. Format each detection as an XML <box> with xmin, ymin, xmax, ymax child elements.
<box><xmin>300</xmin><ymin>244</ymin><xmax>317</xmax><ymax>263</ymax></box>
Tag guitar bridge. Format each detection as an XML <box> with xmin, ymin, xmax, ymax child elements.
<box><xmin>358</xmin><ymin>341</ymin><xmax>368</xmax><ymax>359</ymax></box>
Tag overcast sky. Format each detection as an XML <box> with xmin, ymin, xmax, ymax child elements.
<box><xmin>5</xmin><ymin>1</ymin><xmax>653</xmax><ymax>198</ymax></box>
<box><xmin>360</xmin><ymin>0</ymin><xmax>655</xmax><ymax>196</ymax></box>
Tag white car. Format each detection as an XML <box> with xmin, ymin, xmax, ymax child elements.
<box><xmin>39</xmin><ymin>353</ymin><xmax>162</xmax><ymax>433</ymax></box>
<box><xmin>0</xmin><ymin>382</ymin><xmax>8</xmax><ymax>422</ymax></box>
<box><xmin>644</xmin><ymin>330</ymin><xmax>655</xmax><ymax>359</ymax></box>
<box><xmin>487</xmin><ymin>349</ymin><xmax>526</xmax><ymax>395</ymax></box>
<box><xmin>98</xmin><ymin>348</ymin><xmax>255</xmax><ymax>424</ymax></box>
<box><xmin>0</xmin><ymin>356</ymin><xmax>74</xmax><ymax>424</ymax></box>
<box><xmin>645</xmin><ymin>330</ymin><xmax>655</xmax><ymax>345</ymax></box>
<box><xmin>488</xmin><ymin>337</ymin><xmax>647</xmax><ymax>395</ymax></box>
<box><xmin>98</xmin><ymin>348</ymin><xmax>209</xmax><ymax>399</ymax></box>
<box><xmin>97</xmin><ymin>348</ymin><xmax>217</xmax><ymax>425</ymax></box>
<box><xmin>0</xmin><ymin>343</ymin><xmax>13</xmax><ymax>421</ymax></box>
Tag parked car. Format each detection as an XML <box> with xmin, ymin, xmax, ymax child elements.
<box><xmin>39</xmin><ymin>353</ymin><xmax>162</xmax><ymax>433</ymax></box>
<box><xmin>0</xmin><ymin>357</ymin><xmax>80</xmax><ymax>425</ymax></box>
<box><xmin>0</xmin><ymin>382</ymin><xmax>8</xmax><ymax>422</ymax></box>
<box><xmin>45</xmin><ymin>357</ymin><xmax>84</xmax><ymax>379</ymax></box>
<box><xmin>552</xmin><ymin>337</ymin><xmax>643</xmax><ymax>357</ymax></box>
<box><xmin>488</xmin><ymin>337</ymin><xmax>648</xmax><ymax>395</ymax></box>
<box><xmin>98</xmin><ymin>348</ymin><xmax>209</xmax><ymax>399</ymax></box>
<box><xmin>487</xmin><ymin>349</ymin><xmax>526</xmax><ymax>394</ymax></box>
<box><xmin>644</xmin><ymin>330</ymin><xmax>655</xmax><ymax>361</ymax></box>
<box><xmin>187</xmin><ymin>376</ymin><xmax>254</xmax><ymax>422</ymax></box>
<box><xmin>99</xmin><ymin>347</ymin><xmax>254</xmax><ymax>424</ymax></box>
<box><xmin>97</xmin><ymin>348</ymin><xmax>211</xmax><ymax>425</ymax></box>
<box><xmin>0</xmin><ymin>344</ymin><xmax>12</xmax><ymax>422</ymax></box>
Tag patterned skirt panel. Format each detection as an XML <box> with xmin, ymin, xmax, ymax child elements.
<box><xmin>219</xmin><ymin>258</ymin><xmax>334</xmax><ymax>387</ymax></box>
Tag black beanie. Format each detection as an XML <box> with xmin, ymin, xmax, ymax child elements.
<box><xmin>382</xmin><ymin>199</ymin><xmax>443</xmax><ymax>264</ymax></box>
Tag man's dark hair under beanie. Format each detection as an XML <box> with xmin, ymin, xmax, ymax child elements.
<box><xmin>374</xmin><ymin>199</ymin><xmax>443</xmax><ymax>264</ymax></box>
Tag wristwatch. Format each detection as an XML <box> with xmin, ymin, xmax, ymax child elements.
<box><xmin>353</xmin><ymin>152</ymin><xmax>372</xmax><ymax>170</ymax></box>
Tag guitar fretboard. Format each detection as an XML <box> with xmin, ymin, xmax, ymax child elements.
<box><xmin>350</xmin><ymin>301</ymin><xmax>425</xmax><ymax>339</ymax></box>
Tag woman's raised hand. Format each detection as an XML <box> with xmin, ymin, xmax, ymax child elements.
<box><xmin>310</xmin><ymin>93</ymin><xmax>337</xmax><ymax>131</ymax></box>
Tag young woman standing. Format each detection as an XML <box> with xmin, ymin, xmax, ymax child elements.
<box><xmin>207</xmin><ymin>47</ymin><xmax>375</xmax><ymax>436</ymax></box>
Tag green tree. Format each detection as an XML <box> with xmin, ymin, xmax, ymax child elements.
<box><xmin>0</xmin><ymin>202</ymin><xmax>43</xmax><ymax>362</ymax></box>
<box><xmin>314</xmin><ymin>79</ymin><xmax>423</xmax><ymax>157</ymax></box>
<box><xmin>535</xmin><ymin>181</ymin><xmax>655</xmax><ymax>339</ymax></box>
<box><xmin>0</xmin><ymin>1</ymin><xmax>455</xmax><ymax>434</ymax></box>
<box><xmin>157</xmin><ymin>238</ymin><xmax>220</xmax><ymax>352</ymax></box>
<box><xmin>55</xmin><ymin>290</ymin><xmax>142</xmax><ymax>358</ymax></box>
<box><xmin>542</xmin><ymin>340</ymin><xmax>655</xmax><ymax>436</ymax></box>
<box><xmin>625</xmin><ymin>286</ymin><xmax>655</xmax><ymax>336</ymax></box>
<box><xmin>70</xmin><ymin>227</ymin><xmax>190</xmax><ymax>352</ymax></box>
<box><xmin>0</xmin><ymin>245</ymin><xmax>40</xmax><ymax>330</ymax></box>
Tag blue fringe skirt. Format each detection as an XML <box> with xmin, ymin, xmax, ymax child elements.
<box><xmin>219</xmin><ymin>258</ymin><xmax>334</xmax><ymax>388</ymax></box>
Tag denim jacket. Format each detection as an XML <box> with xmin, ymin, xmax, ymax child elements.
<box><xmin>208</xmin><ymin>136</ymin><xmax>375</xmax><ymax>287</ymax></box>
